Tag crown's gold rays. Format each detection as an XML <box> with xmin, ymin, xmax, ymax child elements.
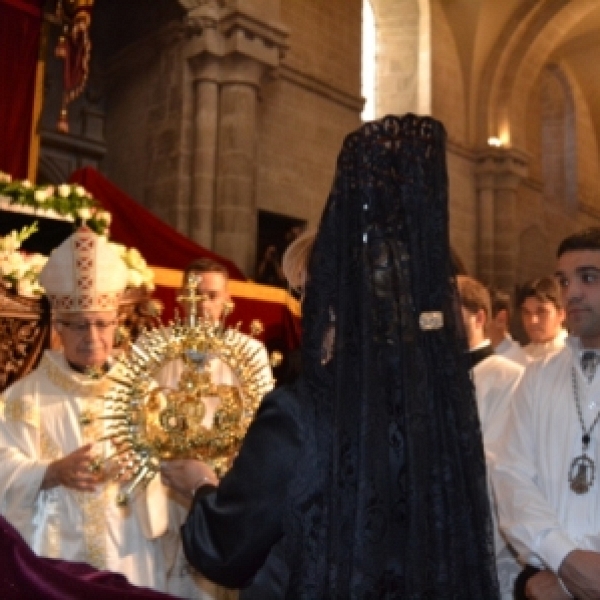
<box><xmin>86</xmin><ymin>277</ymin><xmax>273</xmax><ymax>506</ymax></box>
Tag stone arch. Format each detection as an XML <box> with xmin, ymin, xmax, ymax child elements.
<box><xmin>539</xmin><ymin>64</ymin><xmax>576</xmax><ymax>209</ymax></box>
<box><xmin>524</xmin><ymin>58</ymin><xmax>600</xmax><ymax>210</ymax></box>
<box><xmin>474</xmin><ymin>1</ymin><xmax>543</xmax><ymax>147</ymax></box>
<box><xmin>553</xmin><ymin>60</ymin><xmax>600</xmax><ymax>209</ymax></box>
<box><xmin>430</xmin><ymin>0</ymin><xmax>466</xmax><ymax>143</ymax></box>
<box><xmin>506</xmin><ymin>3</ymin><xmax>597</xmax><ymax>150</ymax></box>
<box><xmin>476</xmin><ymin>2</ymin><xmax>596</xmax><ymax>150</ymax></box>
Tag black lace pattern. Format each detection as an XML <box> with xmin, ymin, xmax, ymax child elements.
<box><xmin>283</xmin><ymin>115</ymin><xmax>499</xmax><ymax>599</ymax></box>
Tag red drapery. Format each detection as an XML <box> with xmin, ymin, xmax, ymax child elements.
<box><xmin>0</xmin><ymin>516</ymin><xmax>175</xmax><ymax>599</ymax></box>
<box><xmin>69</xmin><ymin>167</ymin><xmax>301</xmax><ymax>363</ymax></box>
<box><xmin>69</xmin><ymin>167</ymin><xmax>245</xmax><ymax>279</ymax></box>
<box><xmin>0</xmin><ymin>0</ymin><xmax>44</xmax><ymax>179</ymax></box>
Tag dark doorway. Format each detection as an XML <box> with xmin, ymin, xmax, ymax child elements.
<box><xmin>255</xmin><ymin>210</ymin><xmax>306</xmax><ymax>288</ymax></box>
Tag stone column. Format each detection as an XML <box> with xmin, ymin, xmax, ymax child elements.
<box><xmin>475</xmin><ymin>148</ymin><xmax>528</xmax><ymax>291</ymax></box>
<box><xmin>184</xmin><ymin>1</ymin><xmax>288</xmax><ymax>275</ymax></box>
<box><xmin>191</xmin><ymin>74</ymin><xmax>219</xmax><ymax>248</ymax></box>
<box><xmin>214</xmin><ymin>62</ymin><xmax>261</xmax><ymax>273</ymax></box>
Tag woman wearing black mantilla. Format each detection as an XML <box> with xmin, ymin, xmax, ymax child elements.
<box><xmin>161</xmin><ymin>114</ymin><xmax>500</xmax><ymax>599</ymax></box>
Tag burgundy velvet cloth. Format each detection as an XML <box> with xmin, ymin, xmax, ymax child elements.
<box><xmin>0</xmin><ymin>516</ymin><xmax>174</xmax><ymax>600</ymax></box>
<box><xmin>69</xmin><ymin>167</ymin><xmax>246</xmax><ymax>280</ymax></box>
<box><xmin>0</xmin><ymin>0</ymin><xmax>44</xmax><ymax>179</ymax></box>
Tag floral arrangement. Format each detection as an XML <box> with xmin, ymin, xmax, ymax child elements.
<box><xmin>109</xmin><ymin>243</ymin><xmax>155</xmax><ymax>291</ymax></box>
<box><xmin>0</xmin><ymin>171</ymin><xmax>111</xmax><ymax>236</ymax></box>
<box><xmin>0</xmin><ymin>223</ymin><xmax>47</xmax><ymax>297</ymax></box>
<box><xmin>0</xmin><ymin>172</ymin><xmax>156</xmax><ymax>295</ymax></box>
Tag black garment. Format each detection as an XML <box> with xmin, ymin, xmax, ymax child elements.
<box><xmin>183</xmin><ymin>386</ymin><xmax>303</xmax><ymax>599</ymax></box>
<box><xmin>284</xmin><ymin>115</ymin><xmax>499</xmax><ymax>598</ymax></box>
<box><xmin>182</xmin><ymin>115</ymin><xmax>499</xmax><ymax>599</ymax></box>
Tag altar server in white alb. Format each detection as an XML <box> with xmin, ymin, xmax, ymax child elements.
<box><xmin>0</xmin><ymin>227</ymin><xmax>168</xmax><ymax>591</ymax></box>
<box><xmin>456</xmin><ymin>275</ymin><xmax>524</xmax><ymax>600</ymax></box>
<box><xmin>493</xmin><ymin>227</ymin><xmax>600</xmax><ymax>600</ymax></box>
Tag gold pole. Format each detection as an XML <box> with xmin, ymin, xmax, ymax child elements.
<box><xmin>27</xmin><ymin>18</ymin><xmax>49</xmax><ymax>183</ymax></box>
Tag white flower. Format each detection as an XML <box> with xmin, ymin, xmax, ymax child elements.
<box><xmin>34</xmin><ymin>189</ymin><xmax>49</xmax><ymax>202</ymax></box>
<box><xmin>58</xmin><ymin>184</ymin><xmax>70</xmax><ymax>198</ymax></box>
<box><xmin>125</xmin><ymin>247</ymin><xmax>146</xmax><ymax>270</ymax></box>
<box><xmin>28</xmin><ymin>253</ymin><xmax>48</xmax><ymax>272</ymax></box>
<box><xmin>21</xmin><ymin>180</ymin><xmax>32</xmax><ymax>189</ymax></box>
<box><xmin>127</xmin><ymin>270</ymin><xmax>144</xmax><ymax>288</ymax></box>
<box><xmin>74</xmin><ymin>185</ymin><xmax>87</xmax><ymax>197</ymax></box>
<box><xmin>98</xmin><ymin>211</ymin><xmax>112</xmax><ymax>226</ymax></box>
<box><xmin>0</xmin><ymin>171</ymin><xmax>11</xmax><ymax>183</ymax></box>
<box><xmin>18</xmin><ymin>278</ymin><xmax>36</xmax><ymax>297</ymax></box>
<box><xmin>142</xmin><ymin>267</ymin><xmax>155</xmax><ymax>290</ymax></box>
<box><xmin>0</xmin><ymin>231</ymin><xmax>21</xmax><ymax>253</ymax></box>
<box><xmin>78</xmin><ymin>207</ymin><xmax>93</xmax><ymax>221</ymax></box>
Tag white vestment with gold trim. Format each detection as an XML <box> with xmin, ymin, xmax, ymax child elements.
<box><xmin>0</xmin><ymin>350</ymin><xmax>168</xmax><ymax>591</ymax></box>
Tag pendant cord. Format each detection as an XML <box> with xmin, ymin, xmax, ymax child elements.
<box><xmin>571</xmin><ymin>367</ymin><xmax>600</xmax><ymax>449</ymax></box>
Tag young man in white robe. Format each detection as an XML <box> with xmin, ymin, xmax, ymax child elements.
<box><xmin>492</xmin><ymin>227</ymin><xmax>600</xmax><ymax>600</ymax></box>
<box><xmin>157</xmin><ymin>258</ymin><xmax>273</xmax><ymax>600</ymax></box>
<box><xmin>0</xmin><ymin>227</ymin><xmax>168</xmax><ymax>591</ymax></box>
<box><xmin>457</xmin><ymin>275</ymin><xmax>524</xmax><ymax>600</ymax></box>
<box><xmin>488</xmin><ymin>287</ymin><xmax>528</xmax><ymax>366</ymax></box>
<box><xmin>517</xmin><ymin>276</ymin><xmax>567</xmax><ymax>362</ymax></box>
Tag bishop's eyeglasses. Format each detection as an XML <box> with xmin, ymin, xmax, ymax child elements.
<box><xmin>56</xmin><ymin>319</ymin><xmax>118</xmax><ymax>333</ymax></box>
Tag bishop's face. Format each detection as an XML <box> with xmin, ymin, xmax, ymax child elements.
<box><xmin>54</xmin><ymin>310</ymin><xmax>118</xmax><ymax>369</ymax></box>
<box><xmin>556</xmin><ymin>250</ymin><xmax>600</xmax><ymax>349</ymax></box>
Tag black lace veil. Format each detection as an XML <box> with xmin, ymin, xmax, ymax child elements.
<box><xmin>283</xmin><ymin>115</ymin><xmax>499</xmax><ymax>598</ymax></box>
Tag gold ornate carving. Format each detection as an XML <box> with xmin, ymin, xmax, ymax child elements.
<box><xmin>0</xmin><ymin>280</ymin><xmax>50</xmax><ymax>392</ymax></box>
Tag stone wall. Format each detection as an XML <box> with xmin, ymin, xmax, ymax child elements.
<box><xmin>257</xmin><ymin>0</ymin><xmax>362</xmax><ymax>231</ymax></box>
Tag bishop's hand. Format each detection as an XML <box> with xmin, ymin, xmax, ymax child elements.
<box><xmin>42</xmin><ymin>443</ymin><xmax>102</xmax><ymax>492</ymax></box>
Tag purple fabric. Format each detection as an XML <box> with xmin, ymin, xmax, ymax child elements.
<box><xmin>0</xmin><ymin>516</ymin><xmax>175</xmax><ymax>599</ymax></box>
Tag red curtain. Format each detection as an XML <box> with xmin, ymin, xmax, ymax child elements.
<box><xmin>69</xmin><ymin>167</ymin><xmax>301</xmax><ymax>363</ymax></box>
<box><xmin>0</xmin><ymin>0</ymin><xmax>44</xmax><ymax>179</ymax></box>
<box><xmin>69</xmin><ymin>167</ymin><xmax>246</xmax><ymax>280</ymax></box>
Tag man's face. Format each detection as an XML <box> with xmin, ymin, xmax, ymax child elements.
<box><xmin>54</xmin><ymin>311</ymin><xmax>118</xmax><ymax>369</ymax></box>
<box><xmin>187</xmin><ymin>271</ymin><xmax>230</xmax><ymax>322</ymax></box>
<box><xmin>520</xmin><ymin>297</ymin><xmax>564</xmax><ymax>344</ymax></box>
<box><xmin>555</xmin><ymin>250</ymin><xmax>600</xmax><ymax>348</ymax></box>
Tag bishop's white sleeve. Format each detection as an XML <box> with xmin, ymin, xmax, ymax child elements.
<box><xmin>0</xmin><ymin>409</ymin><xmax>48</xmax><ymax>545</ymax></box>
<box><xmin>491</xmin><ymin>367</ymin><xmax>578</xmax><ymax>573</ymax></box>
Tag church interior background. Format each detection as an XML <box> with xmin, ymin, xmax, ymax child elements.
<box><xmin>3</xmin><ymin>0</ymin><xmax>600</xmax><ymax>298</ymax></box>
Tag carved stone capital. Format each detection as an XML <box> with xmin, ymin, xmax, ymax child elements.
<box><xmin>184</xmin><ymin>1</ymin><xmax>289</xmax><ymax>83</ymax></box>
<box><xmin>475</xmin><ymin>147</ymin><xmax>529</xmax><ymax>192</ymax></box>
